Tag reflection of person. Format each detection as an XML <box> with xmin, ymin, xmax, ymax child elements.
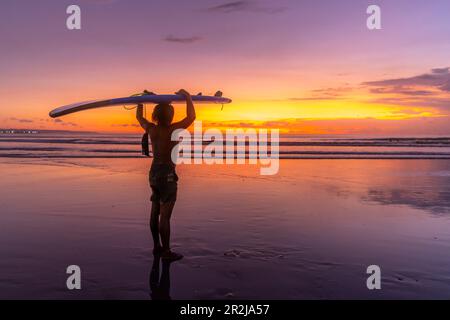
<box><xmin>137</xmin><ymin>89</ymin><xmax>196</xmax><ymax>261</ymax></box>
<box><xmin>149</xmin><ymin>256</ymin><xmax>171</xmax><ymax>300</ymax></box>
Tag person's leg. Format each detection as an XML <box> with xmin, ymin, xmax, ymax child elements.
<box><xmin>150</xmin><ymin>201</ymin><xmax>162</xmax><ymax>253</ymax></box>
<box><xmin>159</xmin><ymin>201</ymin><xmax>183</xmax><ymax>261</ymax></box>
<box><xmin>159</xmin><ymin>201</ymin><xmax>175</xmax><ymax>252</ymax></box>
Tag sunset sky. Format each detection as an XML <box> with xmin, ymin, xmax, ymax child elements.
<box><xmin>1</xmin><ymin>0</ymin><xmax>450</xmax><ymax>135</ymax></box>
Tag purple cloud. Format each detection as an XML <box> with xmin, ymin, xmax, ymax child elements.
<box><xmin>111</xmin><ymin>124</ymin><xmax>140</xmax><ymax>128</ymax></box>
<box><xmin>53</xmin><ymin>118</ymin><xmax>78</xmax><ymax>127</ymax></box>
<box><xmin>10</xmin><ymin>117</ymin><xmax>34</xmax><ymax>123</ymax></box>
<box><xmin>163</xmin><ymin>35</ymin><xmax>203</xmax><ymax>44</ymax></box>
<box><xmin>432</xmin><ymin>67</ymin><xmax>450</xmax><ymax>74</ymax></box>
<box><xmin>369</xmin><ymin>86</ymin><xmax>435</xmax><ymax>96</ymax></box>
<box><xmin>363</xmin><ymin>67</ymin><xmax>450</xmax><ymax>92</ymax></box>
<box><xmin>208</xmin><ymin>1</ymin><xmax>285</xmax><ymax>14</ymax></box>
<box><xmin>289</xmin><ymin>86</ymin><xmax>353</xmax><ymax>101</ymax></box>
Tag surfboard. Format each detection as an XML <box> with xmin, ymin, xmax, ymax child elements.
<box><xmin>49</xmin><ymin>91</ymin><xmax>232</xmax><ymax>118</ymax></box>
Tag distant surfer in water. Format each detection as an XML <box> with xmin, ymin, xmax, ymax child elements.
<box><xmin>137</xmin><ymin>89</ymin><xmax>196</xmax><ymax>261</ymax></box>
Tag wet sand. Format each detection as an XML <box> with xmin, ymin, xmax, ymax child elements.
<box><xmin>0</xmin><ymin>158</ymin><xmax>450</xmax><ymax>299</ymax></box>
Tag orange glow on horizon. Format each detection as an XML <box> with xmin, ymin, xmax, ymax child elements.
<box><xmin>9</xmin><ymin>100</ymin><xmax>446</xmax><ymax>134</ymax></box>
<box><xmin>1</xmin><ymin>88</ymin><xmax>448</xmax><ymax>135</ymax></box>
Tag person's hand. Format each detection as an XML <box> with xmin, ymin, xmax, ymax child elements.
<box><xmin>137</xmin><ymin>103</ymin><xmax>144</xmax><ymax>108</ymax></box>
<box><xmin>176</xmin><ymin>89</ymin><xmax>191</xmax><ymax>99</ymax></box>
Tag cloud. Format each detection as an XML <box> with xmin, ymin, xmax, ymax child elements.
<box><xmin>111</xmin><ymin>124</ymin><xmax>140</xmax><ymax>128</ymax></box>
<box><xmin>287</xmin><ymin>68</ymin><xmax>450</xmax><ymax>112</ymax></box>
<box><xmin>359</xmin><ymin>67</ymin><xmax>450</xmax><ymax>110</ymax></box>
<box><xmin>369</xmin><ymin>86</ymin><xmax>435</xmax><ymax>96</ymax></box>
<box><xmin>368</xmin><ymin>96</ymin><xmax>450</xmax><ymax>109</ymax></box>
<box><xmin>289</xmin><ymin>87</ymin><xmax>353</xmax><ymax>101</ymax></box>
<box><xmin>207</xmin><ymin>1</ymin><xmax>285</xmax><ymax>14</ymax></box>
<box><xmin>8</xmin><ymin>117</ymin><xmax>78</xmax><ymax>127</ymax></box>
<box><xmin>289</xmin><ymin>97</ymin><xmax>341</xmax><ymax>101</ymax></box>
<box><xmin>432</xmin><ymin>67</ymin><xmax>450</xmax><ymax>74</ymax></box>
<box><xmin>53</xmin><ymin>118</ymin><xmax>78</xmax><ymax>127</ymax></box>
<box><xmin>363</xmin><ymin>67</ymin><xmax>450</xmax><ymax>92</ymax></box>
<box><xmin>163</xmin><ymin>35</ymin><xmax>203</xmax><ymax>44</ymax></box>
<box><xmin>440</xmin><ymin>82</ymin><xmax>450</xmax><ymax>92</ymax></box>
<box><xmin>10</xmin><ymin>117</ymin><xmax>34</xmax><ymax>123</ymax></box>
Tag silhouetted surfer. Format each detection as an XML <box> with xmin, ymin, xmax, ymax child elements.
<box><xmin>137</xmin><ymin>89</ymin><xmax>196</xmax><ymax>261</ymax></box>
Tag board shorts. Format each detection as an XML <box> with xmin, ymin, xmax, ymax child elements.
<box><xmin>149</xmin><ymin>164</ymin><xmax>178</xmax><ymax>203</ymax></box>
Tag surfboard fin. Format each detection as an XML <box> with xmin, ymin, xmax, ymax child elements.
<box><xmin>131</xmin><ymin>90</ymin><xmax>156</xmax><ymax>97</ymax></box>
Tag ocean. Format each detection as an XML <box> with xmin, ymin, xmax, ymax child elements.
<box><xmin>1</xmin><ymin>132</ymin><xmax>450</xmax><ymax>159</ymax></box>
<box><xmin>1</xmin><ymin>132</ymin><xmax>450</xmax><ymax>299</ymax></box>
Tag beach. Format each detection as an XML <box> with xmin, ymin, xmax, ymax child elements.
<box><xmin>1</xmin><ymin>151</ymin><xmax>450</xmax><ymax>299</ymax></box>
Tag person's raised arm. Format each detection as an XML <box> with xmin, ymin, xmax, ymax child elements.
<box><xmin>136</xmin><ymin>104</ymin><xmax>153</xmax><ymax>132</ymax></box>
<box><xmin>172</xmin><ymin>89</ymin><xmax>196</xmax><ymax>130</ymax></box>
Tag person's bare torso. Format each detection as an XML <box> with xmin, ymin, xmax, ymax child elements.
<box><xmin>149</xmin><ymin>125</ymin><xmax>178</xmax><ymax>166</ymax></box>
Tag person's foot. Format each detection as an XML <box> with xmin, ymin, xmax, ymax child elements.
<box><xmin>161</xmin><ymin>250</ymin><xmax>183</xmax><ymax>262</ymax></box>
<box><xmin>153</xmin><ymin>245</ymin><xmax>163</xmax><ymax>255</ymax></box>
